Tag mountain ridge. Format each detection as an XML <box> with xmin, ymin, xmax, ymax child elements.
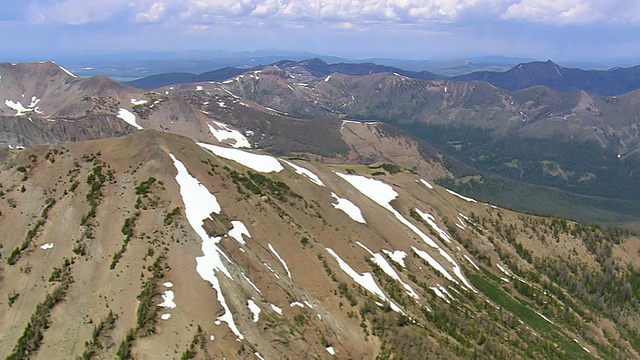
<box><xmin>126</xmin><ymin>58</ymin><xmax>640</xmax><ymax>96</ymax></box>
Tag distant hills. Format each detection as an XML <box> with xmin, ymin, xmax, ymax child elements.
<box><xmin>453</xmin><ymin>60</ymin><xmax>640</xmax><ymax>96</ymax></box>
<box><xmin>127</xmin><ymin>58</ymin><xmax>640</xmax><ymax>96</ymax></box>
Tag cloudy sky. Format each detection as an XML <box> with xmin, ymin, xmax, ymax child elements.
<box><xmin>3</xmin><ymin>0</ymin><xmax>640</xmax><ymax>63</ymax></box>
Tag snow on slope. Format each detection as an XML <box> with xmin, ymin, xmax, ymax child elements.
<box><xmin>208</xmin><ymin>120</ymin><xmax>251</xmax><ymax>148</ymax></box>
<box><xmin>282</xmin><ymin>159</ymin><xmax>324</xmax><ymax>186</ymax></box>
<box><xmin>357</xmin><ymin>242</ymin><xmax>419</xmax><ymax>299</ymax></box>
<box><xmin>197</xmin><ymin>142</ymin><xmax>283</xmax><ymax>173</ymax></box>
<box><xmin>228</xmin><ymin>220</ymin><xmax>251</xmax><ymax>245</ymax></box>
<box><xmin>130</xmin><ymin>98</ymin><xmax>148</xmax><ymax>106</ymax></box>
<box><xmin>4</xmin><ymin>97</ymin><xmax>41</xmax><ymax>116</ymax></box>
<box><xmin>268</xmin><ymin>243</ymin><xmax>292</xmax><ymax>279</ymax></box>
<box><xmin>326</xmin><ymin>248</ymin><xmax>402</xmax><ymax>313</ymax></box>
<box><xmin>446</xmin><ymin>188</ymin><xmax>477</xmax><ymax>202</ymax></box>
<box><xmin>158</xmin><ymin>290</ymin><xmax>176</xmax><ymax>309</ymax></box>
<box><xmin>247</xmin><ymin>299</ymin><xmax>261</xmax><ymax>322</ymax></box>
<box><xmin>418</xmin><ymin>179</ymin><xmax>434</xmax><ymax>190</ymax></box>
<box><xmin>382</xmin><ymin>249</ymin><xmax>407</xmax><ymax>267</ymax></box>
<box><xmin>331</xmin><ymin>192</ymin><xmax>366</xmax><ymax>224</ymax></box>
<box><xmin>414</xmin><ymin>209</ymin><xmax>452</xmax><ymax>243</ymax></box>
<box><xmin>169</xmin><ymin>153</ymin><xmax>244</xmax><ymax>340</ymax></box>
<box><xmin>117</xmin><ymin>108</ymin><xmax>143</xmax><ymax>130</ymax></box>
<box><xmin>336</xmin><ymin>172</ymin><xmax>475</xmax><ymax>291</ymax></box>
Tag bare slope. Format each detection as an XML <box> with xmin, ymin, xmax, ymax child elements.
<box><xmin>1</xmin><ymin>131</ymin><xmax>639</xmax><ymax>359</ymax></box>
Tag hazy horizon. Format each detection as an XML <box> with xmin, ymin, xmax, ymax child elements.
<box><xmin>2</xmin><ymin>1</ymin><xmax>640</xmax><ymax>66</ymax></box>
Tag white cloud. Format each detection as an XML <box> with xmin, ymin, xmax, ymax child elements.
<box><xmin>501</xmin><ymin>0</ymin><xmax>640</xmax><ymax>25</ymax></box>
<box><xmin>501</xmin><ymin>0</ymin><xmax>602</xmax><ymax>24</ymax></box>
<box><xmin>135</xmin><ymin>2</ymin><xmax>167</xmax><ymax>23</ymax></box>
<box><xmin>25</xmin><ymin>0</ymin><xmax>640</xmax><ymax>27</ymax></box>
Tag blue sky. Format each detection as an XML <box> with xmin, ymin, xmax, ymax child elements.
<box><xmin>3</xmin><ymin>0</ymin><xmax>640</xmax><ymax>63</ymax></box>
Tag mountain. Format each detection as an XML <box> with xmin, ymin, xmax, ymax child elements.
<box><xmin>2</xmin><ymin>60</ymin><xmax>640</xmax><ymax>359</ymax></box>
<box><xmin>188</xmin><ymin>65</ymin><xmax>640</xmax><ymax>226</ymax></box>
<box><xmin>453</xmin><ymin>60</ymin><xmax>640</xmax><ymax>96</ymax></box>
<box><xmin>1</xmin><ymin>129</ymin><xmax>640</xmax><ymax>359</ymax></box>
<box><xmin>0</xmin><ymin>61</ymin><xmax>226</xmax><ymax>148</ymax></box>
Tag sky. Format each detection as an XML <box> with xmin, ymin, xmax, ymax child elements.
<box><xmin>2</xmin><ymin>0</ymin><xmax>640</xmax><ymax>64</ymax></box>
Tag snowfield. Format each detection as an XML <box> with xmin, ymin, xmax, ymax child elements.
<box><xmin>169</xmin><ymin>153</ymin><xmax>244</xmax><ymax>340</ymax></box>
<box><xmin>197</xmin><ymin>142</ymin><xmax>283</xmax><ymax>173</ymax></box>
<box><xmin>336</xmin><ymin>173</ymin><xmax>475</xmax><ymax>292</ymax></box>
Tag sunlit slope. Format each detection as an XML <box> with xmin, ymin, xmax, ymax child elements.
<box><xmin>0</xmin><ymin>130</ymin><xmax>639</xmax><ymax>359</ymax></box>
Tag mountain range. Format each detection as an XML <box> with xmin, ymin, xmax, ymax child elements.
<box><xmin>127</xmin><ymin>58</ymin><xmax>640</xmax><ymax>96</ymax></box>
<box><xmin>1</xmin><ymin>60</ymin><xmax>640</xmax><ymax>359</ymax></box>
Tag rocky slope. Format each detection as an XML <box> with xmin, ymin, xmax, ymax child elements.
<box><xmin>0</xmin><ymin>130</ymin><xmax>639</xmax><ymax>359</ymax></box>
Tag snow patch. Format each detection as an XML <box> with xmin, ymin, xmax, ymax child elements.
<box><xmin>161</xmin><ymin>313</ymin><xmax>171</xmax><ymax>320</ymax></box>
<box><xmin>242</xmin><ymin>273</ymin><xmax>262</xmax><ymax>294</ymax></box>
<box><xmin>337</xmin><ymin>173</ymin><xmax>475</xmax><ymax>292</ymax></box>
<box><xmin>446</xmin><ymin>188</ymin><xmax>477</xmax><ymax>202</ymax></box>
<box><xmin>228</xmin><ymin>220</ymin><xmax>251</xmax><ymax>245</ymax></box>
<box><xmin>269</xmin><ymin>243</ymin><xmax>292</xmax><ymax>279</ymax></box>
<box><xmin>463</xmin><ymin>255</ymin><xmax>480</xmax><ymax>270</ymax></box>
<box><xmin>158</xmin><ymin>290</ymin><xmax>176</xmax><ymax>309</ymax></box>
<box><xmin>208</xmin><ymin>121</ymin><xmax>251</xmax><ymax>148</ymax></box>
<box><xmin>40</xmin><ymin>243</ymin><xmax>54</xmax><ymax>250</ymax></box>
<box><xmin>326</xmin><ymin>346</ymin><xmax>335</xmax><ymax>355</ymax></box>
<box><xmin>56</xmin><ymin>63</ymin><xmax>77</xmax><ymax>77</ymax></box>
<box><xmin>326</xmin><ymin>248</ymin><xmax>402</xmax><ymax>313</ymax></box>
<box><xmin>197</xmin><ymin>142</ymin><xmax>283</xmax><ymax>173</ymax></box>
<box><xmin>418</xmin><ymin>179</ymin><xmax>433</xmax><ymax>189</ymax></box>
<box><xmin>5</xmin><ymin>99</ymin><xmax>32</xmax><ymax>116</ymax></box>
<box><xmin>130</xmin><ymin>98</ymin><xmax>148</xmax><ymax>106</ymax></box>
<box><xmin>414</xmin><ymin>209</ymin><xmax>452</xmax><ymax>243</ymax></box>
<box><xmin>282</xmin><ymin>159</ymin><xmax>324</xmax><ymax>186</ymax></box>
<box><xmin>382</xmin><ymin>250</ymin><xmax>407</xmax><ymax>267</ymax></box>
<box><xmin>331</xmin><ymin>192</ymin><xmax>366</xmax><ymax>224</ymax></box>
<box><xmin>163</xmin><ymin>282</ymin><xmax>173</xmax><ymax>288</ymax></box>
<box><xmin>117</xmin><ymin>108</ymin><xmax>143</xmax><ymax>130</ymax></box>
<box><xmin>357</xmin><ymin>242</ymin><xmax>419</xmax><ymax>299</ymax></box>
<box><xmin>290</xmin><ymin>301</ymin><xmax>304</xmax><ymax>308</ymax></box>
<box><xmin>412</xmin><ymin>246</ymin><xmax>457</xmax><ymax>284</ymax></box>
<box><xmin>270</xmin><ymin>304</ymin><xmax>283</xmax><ymax>315</ymax></box>
<box><xmin>169</xmin><ymin>153</ymin><xmax>243</xmax><ymax>340</ymax></box>
<box><xmin>247</xmin><ymin>299</ymin><xmax>261</xmax><ymax>322</ymax></box>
